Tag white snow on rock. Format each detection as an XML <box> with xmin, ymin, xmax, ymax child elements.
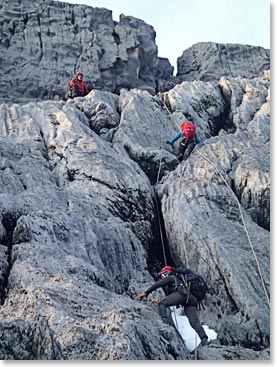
<box><xmin>171</xmin><ymin>307</ymin><xmax>217</xmax><ymax>352</ymax></box>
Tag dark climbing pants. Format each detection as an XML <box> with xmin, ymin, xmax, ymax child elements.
<box><xmin>158</xmin><ymin>291</ymin><xmax>208</xmax><ymax>340</ymax></box>
<box><xmin>68</xmin><ymin>85</ymin><xmax>86</xmax><ymax>98</ymax></box>
<box><xmin>178</xmin><ymin>138</ymin><xmax>196</xmax><ymax>162</ymax></box>
<box><xmin>72</xmin><ymin>84</ymin><xmax>85</xmax><ymax>97</ymax></box>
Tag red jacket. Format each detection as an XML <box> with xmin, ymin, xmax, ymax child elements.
<box><xmin>69</xmin><ymin>78</ymin><xmax>89</xmax><ymax>95</ymax></box>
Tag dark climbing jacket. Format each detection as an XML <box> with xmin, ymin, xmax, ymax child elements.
<box><xmin>144</xmin><ymin>275</ymin><xmax>183</xmax><ymax>297</ymax></box>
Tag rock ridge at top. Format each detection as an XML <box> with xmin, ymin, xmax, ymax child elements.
<box><xmin>0</xmin><ymin>1</ymin><xmax>270</xmax><ymax>102</ymax></box>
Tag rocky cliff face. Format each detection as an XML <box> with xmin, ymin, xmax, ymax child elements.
<box><xmin>0</xmin><ymin>71</ymin><xmax>270</xmax><ymax>359</ymax></box>
<box><xmin>0</xmin><ymin>1</ymin><xmax>270</xmax><ymax>102</ymax></box>
<box><xmin>0</xmin><ymin>0</ymin><xmax>270</xmax><ymax>361</ymax></box>
<box><xmin>0</xmin><ymin>0</ymin><xmax>165</xmax><ymax>102</ymax></box>
<box><xmin>176</xmin><ymin>42</ymin><xmax>270</xmax><ymax>82</ymax></box>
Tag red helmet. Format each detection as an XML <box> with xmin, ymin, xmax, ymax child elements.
<box><xmin>76</xmin><ymin>71</ymin><xmax>83</xmax><ymax>80</ymax></box>
<box><xmin>158</xmin><ymin>266</ymin><xmax>174</xmax><ymax>276</ymax></box>
<box><xmin>180</xmin><ymin>121</ymin><xmax>196</xmax><ymax>138</ymax></box>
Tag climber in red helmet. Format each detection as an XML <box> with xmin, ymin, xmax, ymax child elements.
<box><xmin>68</xmin><ymin>71</ymin><xmax>90</xmax><ymax>98</ymax></box>
<box><xmin>138</xmin><ymin>265</ymin><xmax>208</xmax><ymax>346</ymax></box>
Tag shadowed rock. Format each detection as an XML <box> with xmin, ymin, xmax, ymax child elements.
<box><xmin>0</xmin><ymin>1</ymin><xmax>270</xmax><ymax>358</ymax></box>
<box><xmin>0</xmin><ymin>72</ymin><xmax>270</xmax><ymax>359</ymax></box>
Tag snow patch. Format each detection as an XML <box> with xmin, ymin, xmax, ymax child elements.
<box><xmin>171</xmin><ymin>307</ymin><xmax>217</xmax><ymax>352</ymax></box>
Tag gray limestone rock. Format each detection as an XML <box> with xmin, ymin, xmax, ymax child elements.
<box><xmin>0</xmin><ymin>1</ymin><xmax>271</xmax><ymax>104</ymax></box>
<box><xmin>0</xmin><ymin>92</ymin><xmax>190</xmax><ymax>359</ymax></box>
<box><xmin>176</xmin><ymin>42</ymin><xmax>270</xmax><ymax>82</ymax></box>
<box><xmin>0</xmin><ymin>0</ymin><xmax>159</xmax><ymax>103</ymax></box>
<box><xmin>156</xmin><ymin>58</ymin><xmax>174</xmax><ymax>80</ymax></box>
<box><xmin>0</xmin><ymin>317</ymin><xmax>65</xmax><ymax>359</ymax></box>
<box><xmin>157</xmin><ymin>76</ymin><xmax>270</xmax><ymax>352</ymax></box>
<box><xmin>112</xmin><ymin>88</ymin><xmax>181</xmax><ymax>184</ymax></box>
<box><xmin>0</xmin><ymin>12</ymin><xmax>270</xmax><ymax>358</ymax></box>
<box><xmin>197</xmin><ymin>343</ymin><xmax>270</xmax><ymax>360</ymax></box>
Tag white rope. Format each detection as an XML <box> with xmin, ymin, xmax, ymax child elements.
<box><xmin>153</xmin><ymin>189</ymin><xmax>167</xmax><ymax>266</ymax></box>
<box><xmin>153</xmin><ymin>122</ymin><xmax>168</xmax><ymax>266</ymax></box>
<box><xmin>158</xmin><ymin>94</ymin><xmax>191</xmax><ymax>268</ymax></box>
<box><xmin>194</xmin><ymin>333</ymin><xmax>198</xmax><ymax>359</ymax></box>
<box><xmin>156</xmin><ymin>155</ymin><xmax>162</xmax><ymax>186</ymax></box>
<box><xmin>176</xmin><ymin>161</ymin><xmax>190</xmax><ymax>269</ymax></box>
<box><xmin>196</xmin><ymin>150</ymin><xmax>270</xmax><ymax>308</ymax></box>
<box><xmin>158</xmin><ymin>93</ymin><xmax>270</xmax><ymax>308</ymax></box>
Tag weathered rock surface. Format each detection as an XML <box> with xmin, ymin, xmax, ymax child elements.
<box><xmin>0</xmin><ymin>0</ymin><xmax>160</xmax><ymax>102</ymax></box>
<box><xmin>177</xmin><ymin>42</ymin><xmax>270</xmax><ymax>82</ymax></box>
<box><xmin>198</xmin><ymin>343</ymin><xmax>270</xmax><ymax>360</ymax></box>
<box><xmin>1</xmin><ymin>1</ymin><xmax>270</xmax><ymax>104</ymax></box>
<box><xmin>0</xmin><ymin>0</ymin><xmax>270</xmax><ymax>360</ymax></box>
<box><xmin>0</xmin><ymin>93</ymin><xmax>189</xmax><ymax>360</ymax></box>
<box><xmin>0</xmin><ymin>69</ymin><xmax>270</xmax><ymax>359</ymax></box>
<box><xmin>157</xmin><ymin>76</ymin><xmax>270</xmax><ymax>351</ymax></box>
<box><xmin>0</xmin><ymin>317</ymin><xmax>65</xmax><ymax>359</ymax></box>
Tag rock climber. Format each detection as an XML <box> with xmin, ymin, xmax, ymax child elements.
<box><xmin>166</xmin><ymin>121</ymin><xmax>200</xmax><ymax>161</ymax></box>
<box><xmin>138</xmin><ymin>265</ymin><xmax>209</xmax><ymax>346</ymax></box>
<box><xmin>68</xmin><ymin>71</ymin><xmax>90</xmax><ymax>98</ymax></box>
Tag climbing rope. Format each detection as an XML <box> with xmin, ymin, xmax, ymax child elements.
<box><xmin>152</xmin><ymin>103</ymin><xmax>191</xmax><ymax>353</ymax></box>
<box><xmin>196</xmin><ymin>150</ymin><xmax>270</xmax><ymax>308</ymax></box>
<box><xmin>152</xmin><ymin>93</ymin><xmax>270</xmax><ymax>360</ymax></box>
<box><xmin>152</xmin><ymin>105</ymin><xmax>171</xmax><ymax>266</ymax></box>
<box><xmin>157</xmin><ymin>93</ymin><xmax>270</xmax><ymax>307</ymax></box>
<box><xmin>154</xmin><ymin>150</ymin><xmax>202</xmax><ymax>358</ymax></box>
<box><xmin>176</xmin><ymin>160</ymin><xmax>190</xmax><ymax>269</ymax></box>
<box><xmin>157</xmin><ymin>93</ymin><xmax>190</xmax><ymax>268</ymax></box>
<box><xmin>153</xmin><ymin>190</ymin><xmax>167</xmax><ymax>266</ymax></box>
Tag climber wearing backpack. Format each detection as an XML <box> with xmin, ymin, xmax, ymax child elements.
<box><xmin>166</xmin><ymin>121</ymin><xmax>200</xmax><ymax>162</ymax></box>
<box><xmin>138</xmin><ymin>265</ymin><xmax>209</xmax><ymax>346</ymax></box>
<box><xmin>68</xmin><ymin>71</ymin><xmax>90</xmax><ymax>99</ymax></box>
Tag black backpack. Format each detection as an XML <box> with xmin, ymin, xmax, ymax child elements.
<box><xmin>176</xmin><ymin>268</ymin><xmax>209</xmax><ymax>302</ymax></box>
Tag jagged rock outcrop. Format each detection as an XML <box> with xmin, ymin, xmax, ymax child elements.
<box><xmin>198</xmin><ymin>344</ymin><xmax>270</xmax><ymax>360</ymax></box>
<box><xmin>0</xmin><ymin>317</ymin><xmax>65</xmax><ymax>359</ymax></box>
<box><xmin>176</xmin><ymin>42</ymin><xmax>270</xmax><ymax>82</ymax></box>
<box><xmin>155</xmin><ymin>58</ymin><xmax>178</xmax><ymax>93</ymax></box>
<box><xmin>0</xmin><ymin>0</ymin><xmax>160</xmax><ymax>102</ymax></box>
<box><xmin>0</xmin><ymin>69</ymin><xmax>270</xmax><ymax>359</ymax></box>
<box><xmin>0</xmin><ymin>1</ymin><xmax>270</xmax><ymax>104</ymax></box>
<box><xmin>157</xmin><ymin>75</ymin><xmax>270</xmax><ymax>350</ymax></box>
<box><xmin>0</xmin><ymin>92</ymin><xmax>188</xmax><ymax>360</ymax></box>
<box><xmin>0</xmin><ymin>0</ymin><xmax>270</xmax><ymax>360</ymax></box>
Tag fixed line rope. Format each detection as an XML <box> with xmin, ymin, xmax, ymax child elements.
<box><xmin>153</xmin><ymin>189</ymin><xmax>168</xmax><ymax>266</ymax></box>
<box><xmin>158</xmin><ymin>94</ymin><xmax>191</xmax><ymax>267</ymax></box>
<box><xmin>176</xmin><ymin>160</ymin><xmax>190</xmax><ymax>269</ymax></box>
<box><xmin>154</xmin><ymin>99</ymin><xmax>191</xmax><ymax>350</ymax></box>
<box><xmin>153</xmin><ymin>120</ymin><xmax>168</xmax><ymax>266</ymax></box>
<box><xmin>158</xmin><ymin>93</ymin><xmax>270</xmax><ymax>307</ymax></box>
<box><xmin>196</xmin><ymin>150</ymin><xmax>270</xmax><ymax>308</ymax></box>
